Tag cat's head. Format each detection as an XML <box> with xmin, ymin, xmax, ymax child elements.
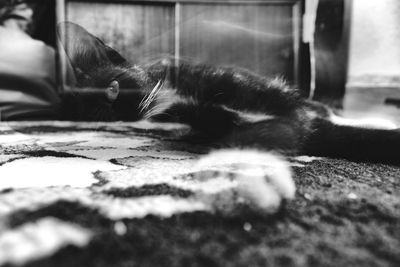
<box><xmin>57</xmin><ymin>22</ymin><xmax>149</xmax><ymax>121</ymax></box>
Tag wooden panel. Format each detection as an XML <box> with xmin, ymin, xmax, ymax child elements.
<box><xmin>62</xmin><ymin>0</ymin><xmax>305</xmax><ymax>87</ymax></box>
<box><xmin>179</xmin><ymin>3</ymin><xmax>296</xmax><ymax>81</ymax></box>
<box><xmin>66</xmin><ymin>1</ymin><xmax>175</xmax><ymax>64</ymax></box>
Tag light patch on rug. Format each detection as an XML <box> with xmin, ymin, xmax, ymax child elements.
<box><xmin>0</xmin><ymin>154</ymin><xmax>24</xmax><ymax>164</ymax></box>
<box><xmin>292</xmin><ymin>156</ymin><xmax>323</xmax><ymax>162</ymax></box>
<box><xmin>290</xmin><ymin>162</ymin><xmax>305</xmax><ymax>167</ymax></box>
<box><xmin>0</xmin><ymin>188</ymin><xmax>91</xmax><ymax>216</ymax></box>
<box><xmin>0</xmin><ymin>187</ymin><xmax>210</xmax><ymax>220</ymax></box>
<box><xmin>1</xmin><ymin>131</ymin><xmax>155</xmax><ymax>150</ymax></box>
<box><xmin>66</xmin><ymin>148</ymin><xmax>140</xmax><ymax>161</ymax></box>
<box><xmin>0</xmin><ymin>217</ymin><xmax>92</xmax><ymax>266</ymax></box>
<box><xmin>73</xmin><ymin>135</ymin><xmax>155</xmax><ymax>149</ymax></box>
<box><xmin>67</xmin><ymin>148</ymin><xmax>197</xmax><ymax>161</ymax></box>
<box><xmin>0</xmin><ymin>157</ymin><xmax>125</xmax><ymax>190</ymax></box>
<box><xmin>96</xmin><ymin>159</ymin><xmax>244</xmax><ymax>194</ymax></box>
<box><xmin>88</xmin><ymin>195</ymin><xmax>209</xmax><ymax>219</ymax></box>
<box><xmin>100</xmin><ymin>166</ymin><xmax>238</xmax><ymax>194</ymax></box>
<box><xmin>173</xmin><ymin>177</ymin><xmax>238</xmax><ymax>194</ymax></box>
<box><xmin>0</xmin><ymin>131</ymin><xmax>39</xmax><ymax>145</ymax></box>
<box><xmin>97</xmin><ymin>160</ymin><xmax>197</xmax><ymax>189</ymax></box>
<box><xmin>1</xmin><ymin>120</ymin><xmax>189</xmax><ymax>130</ymax></box>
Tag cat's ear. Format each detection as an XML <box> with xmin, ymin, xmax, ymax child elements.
<box><xmin>57</xmin><ymin>22</ymin><xmax>128</xmax><ymax>74</ymax></box>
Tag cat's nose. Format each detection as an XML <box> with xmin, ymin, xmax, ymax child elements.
<box><xmin>106</xmin><ymin>80</ymin><xmax>119</xmax><ymax>102</ymax></box>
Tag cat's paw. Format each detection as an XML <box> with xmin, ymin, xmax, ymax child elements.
<box><xmin>194</xmin><ymin>149</ymin><xmax>295</xmax><ymax>214</ymax></box>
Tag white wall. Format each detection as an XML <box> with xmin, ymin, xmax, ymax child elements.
<box><xmin>348</xmin><ymin>0</ymin><xmax>400</xmax><ymax>84</ymax></box>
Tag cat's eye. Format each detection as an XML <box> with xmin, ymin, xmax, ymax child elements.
<box><xmin>106</xmin><ymin>80</ymin><xmax>119</xmax><ymax>102</ymax></box>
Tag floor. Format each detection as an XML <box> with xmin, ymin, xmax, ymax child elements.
<box><xmin>0</xmin><ymin>121</ymin><xmax>399</xmax><ymax>267</ymax></box>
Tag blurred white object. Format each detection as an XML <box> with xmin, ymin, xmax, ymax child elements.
<box><xmin>195</xmin><ymin>149</ymin><xmax>295</xmax><ymax>214</ymax></box>
<box><xmin>0</xmin><ymin>26</ymin><xmax>60</xmax><ymax>120</ymax></box>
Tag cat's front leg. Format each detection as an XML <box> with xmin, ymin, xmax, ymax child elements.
<box><xmin>149</xmin><ymin>101</ymin><xmax>242</xmax><ymax>138</ymax></box>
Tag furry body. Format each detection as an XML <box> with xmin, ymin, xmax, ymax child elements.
<box><xmin>58</xmin><ymin>22</ymin><xmax>400</xmax><ymax>212</ymax></box>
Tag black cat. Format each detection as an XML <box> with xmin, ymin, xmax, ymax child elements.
<box><xmin>58</xmin><ymin>22</ymin><xmax>400</xmax><ymax>165</ymax></box>
<box><xmin>57</xmin><ymin>21</ymin><xmax>400</xmax><ymax>212</ymax></box>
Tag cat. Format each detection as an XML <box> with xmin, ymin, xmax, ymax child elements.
<box><xmin>57</xmin><ymin>22</ymin><xmax>400</xmax><ymax>213</ymax></box>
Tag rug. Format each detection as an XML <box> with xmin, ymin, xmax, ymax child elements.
<box><xmin>0</xmin><ymin>121</ymin><xmax>399</xmax><ymax>267</ymax></box>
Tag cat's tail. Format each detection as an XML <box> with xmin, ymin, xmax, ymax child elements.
<box><xmin>303</xmin><ymin>118</ymin><xmax>400</xmax><ymax>165</ymax></box>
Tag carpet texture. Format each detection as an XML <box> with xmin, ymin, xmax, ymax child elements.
<box><xmin>0</xmin><ymin>121</ymin><xmax>399</xmax><ymax>267</ymax></box>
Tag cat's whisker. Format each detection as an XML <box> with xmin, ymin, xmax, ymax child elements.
<box><xmin>148</xmin><ymin>108</ymin><xmax>173</xmax><ymax>120</ymax></box>
<box><xmin>138</xmin><ymin>92</ymin><xmax>150</xmax><ymax>110</ymax></box>
<box><xmin>139</xmin><ymin>80</ymin><xmax>163</xmax><ymax>114</ymax></box>
<box><xmin>143</xmin><ymin>80</ymin><xmax>161</xmax><ymax>102</ymax></box>
<box><xmin>143</xmin><ymin>104</ymin><xmax>169</xmax><ymax>120</ymax></box>
<box><xmin>144</xmin><ymin>111</ymin><xmax>170</xmax><ymax>120</ymax></box>
<box><xmin>138</xmin><ymin>89</ymin><xmax>154</xmax><ymax>113</ymax></box>
<box><xmin>142</xmin><ymin>106</ymin><xmax>159</xmax><ymax>120</ymax></box>
<box><xmin>146</xmin><ymin>81</ymin><xmax>163</xmax><ymax>106</ymax></box>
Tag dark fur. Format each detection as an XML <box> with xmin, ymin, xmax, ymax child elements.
<box><xmin>58</xmin><ymin>22</ymin><xmax>400</xmax><ymax>165</ymax></box>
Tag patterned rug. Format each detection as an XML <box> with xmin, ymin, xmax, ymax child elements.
<box><xmin>0</xmin><ymin>121</ymin><xmax>399</xmax><ymax>267</ymax></box>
